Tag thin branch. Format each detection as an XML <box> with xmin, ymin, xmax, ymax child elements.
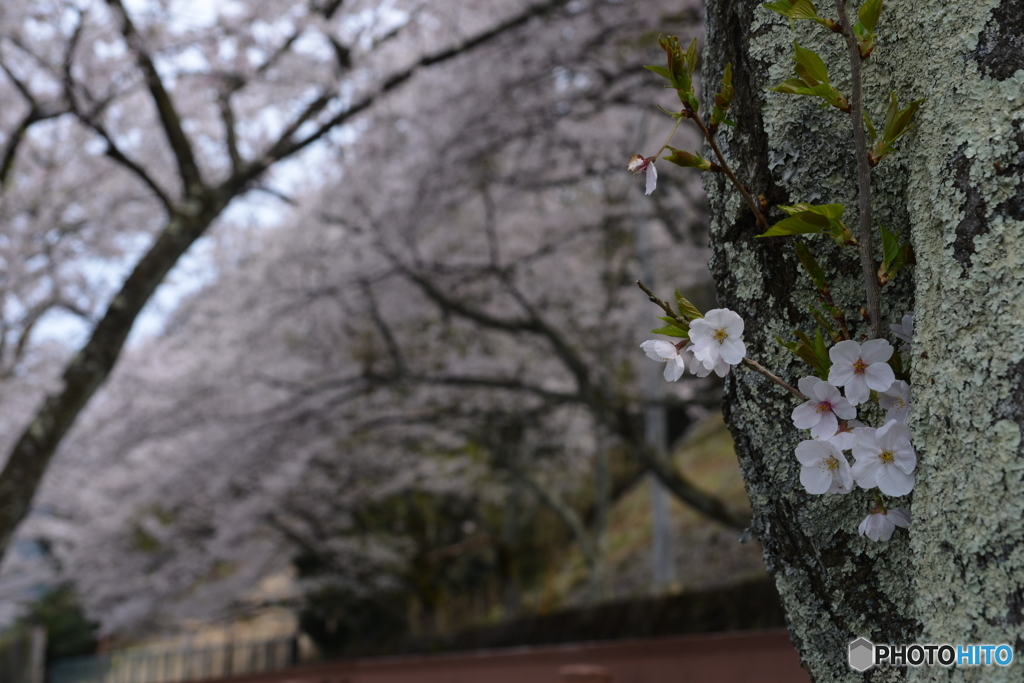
<box><xmin>106</xmin><ymin>0</ymin><xmax>204</xmax><ymax>193</ymax></box>
<box><xmin>834</xmin><ymin>0</ymin><xmax>881</xmax><ymax>339</ymax></box>
<box><xmin>741</xmin><ymin>357</ymin><xmax>806</xmax><ymax>400</ymax></box>
<box><xmin>689</xmin><ymin>110</ymin><xmax>771</xmax><ymax>232</ymax></box>
<box><xmin>224</xmin><ymin>0</ymin><xmax>577</xmax><ymax>193</ymax></box>
<box><xmin>637</xmin><ymin>281</ymin><xmax>806</xmax><ymax>399</ymax></box>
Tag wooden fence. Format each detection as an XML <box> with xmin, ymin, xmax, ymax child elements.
<box><xmin>48</xmin><ymin>637</ymin><xmax>298</xmax><ymax>683</ymax></box>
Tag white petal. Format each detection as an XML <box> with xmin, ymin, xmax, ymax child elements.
<box><xmin>888</xmin><ymin>507</ymin><xmax>911</xmax><ymax>528</ymax></box>
<box><xmin>828</xmin><ymin>362</ymin><xmax>856</xmax><ymax>387</ymax></box>
<box><xmin>831</xmin><ymin>395</ymin><xmax>857</xmax><ymax>420</ymax></box>
<box><xmin>876</xmin><ymin>465</ymin><xmax>914</xmax><ymax>496</ymax></box>
<box><xmin>719</xmin><ymin>336</ymin><xmax>746</xmax><ymax>365</ymax></box>
<box><xmin>800</xmin><ymin>464</ymin><xmax>833</xmax><ymax>495</ymax></box>
<box><xmin>702</xmin><ymin>309</ymin><xmax>727</xmax><ymax>328</ymax></box>
<box><xmin>829</xmin><ymin>339</ymin><xmax>862</xmax><ymax>364</ymax></box>
<box><xmin>827</xmin><ymin>430</ymin><xmax>857</xmax><ymax>451</ymax></box>
<box><xmin>792</xmin><ymin>402</ymin><xmax>822</xmax><ymax>429</ymax></box>
<box><xmin>798</xmin><ymin>376</ymin><xmax>823</xmax><ymax>396</ymax></box>
<box><xmin>844</xmin><ymin>376</ymin><xmax>870</xmax><ymax>405</ymax></box>
<box><xmin>860</xmin><ymin>338</ymin><xmax>894</xmax><ymax>364</ymax></box>
<box><xmin>809</xmin><ymin>412</ymin><xmax>839</xmax><ymax>440</ymax></box>
<box><xmin>641</xmin><ymin>340</ymin><xmax>677</xmax><ymax>362</ymax></box>
<box><xmin>712</xmin><ymin>357</ymin><xmax>731</xmax><ymax>377</ymax></box>
<box><xmin>863</xmin><ymin>362</ymin><xmax>895</xmax><ymax>392</ymax></box>
<box><xmin>795</xmin><ymin>439</ymin><xmax>830</xmax><ymax>466</ymax></box>
<box><xmin>851</xmin><ymin>459</ymin><xmax>877</xmax><ymax>489</ymax></box>
<box><xmin>645</xmin><ymin>163</ymin><xmax>657</xmax><ymax>195</ymax></box>
<box><xmin>859</xmin><ymin>513</ymin><xmax>896</xmax><ymax>541</ymax></box>
<box><xmin>663</xmin><ymin>358</ymin><xmax>684</xmax><ymax>381</ymax></box>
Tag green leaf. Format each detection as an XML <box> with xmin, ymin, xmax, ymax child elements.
<box><xmin>664</xmin><ymin>147</ymin><xmax>712</xmax><ymax>171</ymax></box>
<box><xmin>777</xmin><ymin>333</ymin><xmax>829</xmax><ymax>377</ymax></box>
<box><xmin>871</xmin><ymin>93</ymin><xmax>925</xmax><ymax>164</ymax></box>
<box><xmin>710</xmin><ymin>63</ymin><xmax>734</xmax><ymax>128</ymax></box>
<box><xmin>794</xmin><ymin>241</ymin><xmax>829</xmax><ymax>292</ymax></box>
<box><xmin>863</xmin><ymin>109</ymin><xmax>878</xmax><ymax>143</ymax></box>
<box><xmin>762</xmin><ymin>0</ymin><xmax>798</xmax><ymax>16</ymax></box>
<box><xmin>880</xmin><ymin>225</ymin><xmax>899</xmax><ymax>268</ymax></box>
<box><xmin>657</xmin><ymin>315</ymin><xmax>689</xmax><ymax>330</ymax></box>
<box><xmin>858</xmin><ymin>0</ymin><xmax>882</xmax><ymax>32</ymax></box>
<box><xmin>721</xmin><ymin>118</ymin><xmax>737</xmax><ymax>127</ymax></box>
<box><xmin>792</xmin><ymin>41</ymin><xmax>830</xmax><ymax>86</ymax></box>
<box><xmin>650</xmin><ymin>325</ymin><xmax>689</xmax><ymax>338</ymax></box>
<box><xmin>812</xmin><ymin>326</ymin><xmax>831</xmax><ymax>369</ymax></box>
<box><xmin>758</xmin><ymin>203</ymin><xmax>848</xmax><ymax>239</ymax></box>
<box><xmin>810</xmin><ymin>309</ymin><xmax>837</xmax><ymax>340</ymax></box>
<box><xmin>790</xmin><ymin>0</ymin><xmax>822</xmax><ymax>21</ymax></box>
<box><xmin>644</xmin><ymin>64</ymin><xmax>672</xmax><ymax>80</ymax></box>
<box><xmin>673</xmin><ymin>289</ymin><xmax>704</xmax><ymax>321</ymax></box>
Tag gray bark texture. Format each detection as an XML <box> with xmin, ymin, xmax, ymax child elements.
<box><xmin>702</xmin><ymin>0</ymin><xmax>1024</xmax><ymax>680</ymax></box>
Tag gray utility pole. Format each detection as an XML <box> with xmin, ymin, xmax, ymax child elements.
<box><xmin>633</xmin><ymin>118</ymin><xmax>676</xmax><ymax>592</ymax></box>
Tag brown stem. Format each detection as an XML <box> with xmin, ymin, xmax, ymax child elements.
<box><xmin>636</xmin><ymin>282</ymin><xmax>806</xmax><ymax>400</ymax></box>
<box><xmin>741</xmin><ymin>358</ymin><xmax>807</xmax><ymax>400</ymax></box>
<box><xmin>834</xmin><ymin>0</ymin><xmax>881</xmax><ymax>339</ymax></box>
<box><xmin>689</xmin><ymin>111</ymin><xmax>771</xmax><ymax>232</ymax></box>
<box><xmin>636</xmin><ymin>280</ymin><xmax>689</xmax><ymax>328</ymax></box>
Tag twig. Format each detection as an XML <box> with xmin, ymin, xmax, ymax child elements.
<box><xmin>637</xmin><ymin>281</ymin><xmax>806</xmax><ymax>399</ymax></box>
<box><xmin>636</xmin><ymin>280</ymin><xmax>688</xmax><ymax>328</ymax></box>
<box><xmin>689</xmin><ymin>111</ymin><xmax>771</xmax><ymax>232</ymax></box>
<box><xmin>834</xmin><ymin>0</ymin><xmax>881</xmax><ymax>339</ymax></box>
<box><xmin>741</xmin><ymin>358</ymin><xmax>807</xmax><ymax>400</ymax></box>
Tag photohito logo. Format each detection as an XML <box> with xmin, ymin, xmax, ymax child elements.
<box><xmin>848</xmin><ymin>638</ymin><xmax>1014</xmax><ymax>671</ymax></box>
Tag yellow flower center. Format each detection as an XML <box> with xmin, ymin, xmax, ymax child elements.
<box><xmin>713</xmin><ymin>328</ymin><xmax>728</xmax><ymax>342</ymax></box>
<box><xmin>815</xmin><ymin>401</ymin><xmax>832</xmax><ymax>414</ymax></box>
<box><xmin>821</xmin><ymin>456</ymin><xmax>839</xmax><ymax>472</ymax></box>
<box><xmin>880</xmin><ymin>449</ymin><xmax>895</xmax><ymax>464</ymax></box>
<box><xmin>853</xmin><ymin>359</ymin><xmax>868</xmax><ymax>375</ymax></box>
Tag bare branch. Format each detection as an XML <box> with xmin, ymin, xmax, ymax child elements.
<box><xmin>105</xmin><ymin>0</ymin><xmax>204</xmax><ymax>193</ymax></box>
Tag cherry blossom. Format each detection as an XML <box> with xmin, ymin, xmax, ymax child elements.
<box><xmin>688</xmin><ymin>308</ymin><xmax>746</xmax><ymax>373</ymax></box>
<box><xmin>795</xmin><ymin>439</ymin><xmax>854</xmax><ymax>494</ymax></box>
<box><xmin>890</xmin><ymin>312</ymin><xmax>913</xmax><ymax>345</ymax></box>
<box><xmin>792</xmin><ymin>376</ymin><xmax>857</xmax><ymax>440</ymax></box>
<box><xmin>851</xmin><ymin>421</ymin><xmax>916</xmax><ymax>496</ymax></box>
<box><xmin>628</xmin><ymin>154</ymin><xmax>658</xmax><ymax>195</ymax></box>
<box><xmin>825</xmin><ymin>419</ymin><xmax>865</xmax><ymax>451</ymax></box>
<box><xmin>858</xmin><ymin>507</ymin><xmax>910</xmax><ymax>542</ymax></box>
<box><xmin>879</xmin><ymin>380</ymin><xmax>911</xmax><ymax>424</ymax></box>
<box><xmin>827</xmin><ymin>339</ymin><xmax>895</xmax><ymax>405</ymax></box>
<box><xmin>640</xmin><ymin>339</ymin><xmax>687</xmax><ymax>381</ymax></box>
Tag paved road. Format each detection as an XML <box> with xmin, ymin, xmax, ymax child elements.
<box><xmin>188</xmin><ymin>630</ymin><xmax>809</xmax><ymax>683</ymax></box>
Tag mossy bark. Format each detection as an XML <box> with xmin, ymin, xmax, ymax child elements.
<box><xmin>702</xmin><ymin>0</ymin><xmax>1024</xmax><ymax>680</ymax></box>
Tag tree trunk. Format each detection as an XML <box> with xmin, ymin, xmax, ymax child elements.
<box><xmin>703</xmin><ymin>0</ymin><xmax>1024</xmax><ymax>680</ymax></box>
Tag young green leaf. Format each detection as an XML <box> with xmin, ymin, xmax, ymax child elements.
<box><xmin>663</xmin><ymin>147</ymin><xmax>716</xmax><ymax>172</ymax></box>
<box><xmin>757</xmin><ymin>203</ymin><xmax>850</xmax><ymax>241</ymax></box>
<box><xmin>794</xmin><ymin>241</ymin><xmax>829</xmax><ymax>293</ymax></box>
<box><xmin>869</xmin><ymin>93</ymin><xmax>925</xmax><ymax>165</ymax></box>
<box><xmin>810</xmin><ymin>307</ymin><xmax>838</xmax><ymax>340</ymax></box>
<box><xmin>880</xmin><ymin>225</ymin><xmax>899</xmax><ymax>268</ymax></box>
<box><xmin>650</xmin><ymin>325</ymin><xmax>689</xmax><ymax>338</ymax></box>
<box><xmin>644</xmin><ymin>65</ymin><xmax>672</xmax><ymax>80</ymax></box>
<box><xmin>858</xmin><ymin>0</ymin><xmax>882</xmax><ymax>33</ymax></box>
<box><xmin>673</xmin><ymin>289</ymin><xmax>704</xmax><ymax>321</ymax></box>
<box><xmin>792</xmin><ymin>42</ymin><xmax>830</xmax><ymax>86</ymax></box>
<box><xmin>761</xmin><ymin>0</ymin><xmax>839</xmax><ymax>30</ymax></box>
<box><xmin>769</xmin><ymin>44</ymin><xmax>851</xmax><ymax>111</ymax></box>
<box><xmin>710</xmin><ymin>63</ymin><xmax>735</xmax><ymax>130</ymax></box>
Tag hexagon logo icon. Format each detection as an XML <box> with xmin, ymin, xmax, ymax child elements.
<box><xmin>849</xmin><ymin>637</ymin><xmax>875</xmax><ymax>672</ymax></box>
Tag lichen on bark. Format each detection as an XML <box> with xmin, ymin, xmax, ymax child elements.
<box><xmin>702</xmin><ymin>0</ymin><xmax>1024</xmax><ymax>680</ymax></box>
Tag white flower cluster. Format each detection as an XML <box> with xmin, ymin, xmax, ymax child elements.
<box><xmin>640</xmin><ymin>308</ymin><xmax>746</xmax><ymax>381</ymax></box>
<box><xmin>792</xmin><ymin>313</ymin><xmax>916</xmax><ymax>542</ymax></box>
